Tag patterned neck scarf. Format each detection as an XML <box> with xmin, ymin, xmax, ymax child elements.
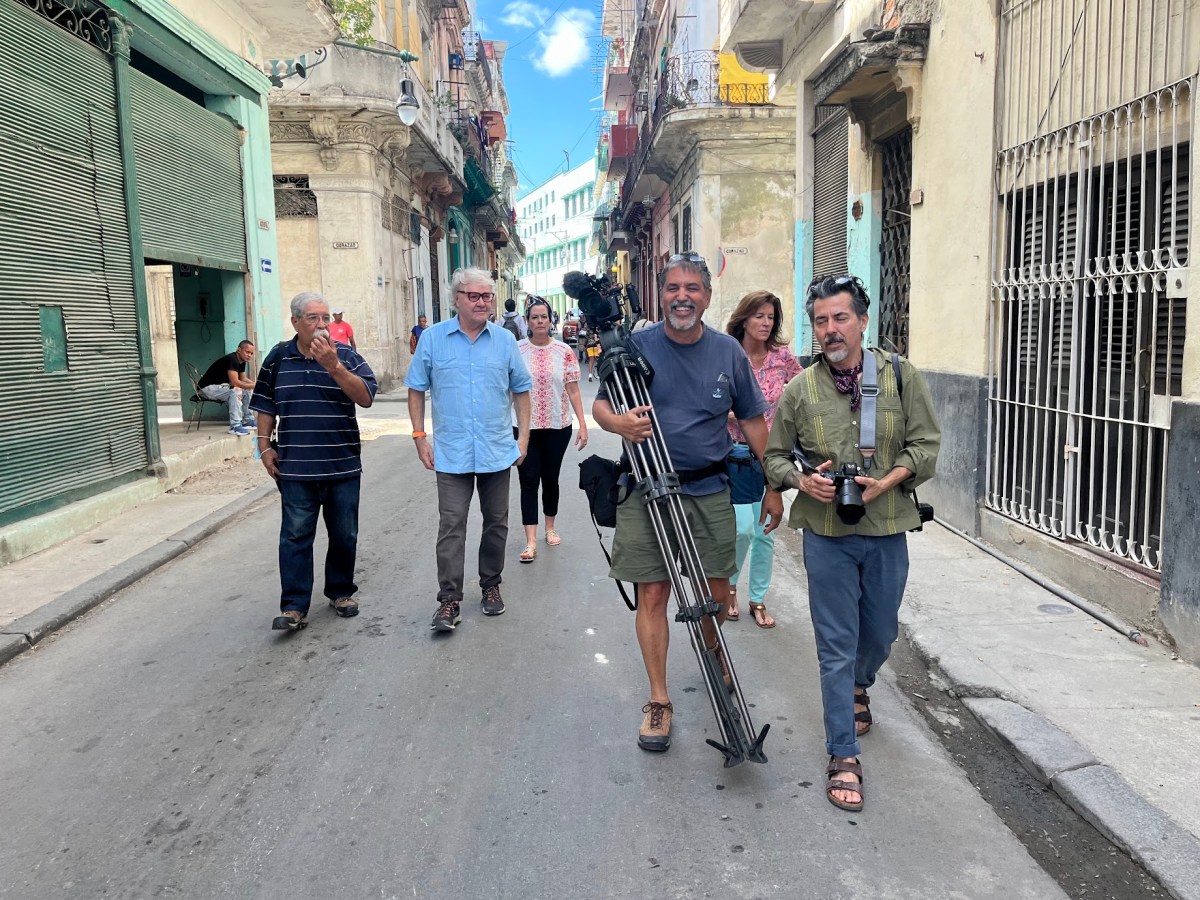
<box><xmin>828</xmin><ymin>360</ymin><xmax>864</xmax><ymax>411</ymax></box>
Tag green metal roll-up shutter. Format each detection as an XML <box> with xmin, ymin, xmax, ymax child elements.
<box><xmin>129</xmin><ymin>68</ymin><xmax>247</xmax><ymax>271</ymax></box>
<box><xmin>0</xmin><ymin>0</ymin><xmax>146</xmax><ymax>526</ymax></box>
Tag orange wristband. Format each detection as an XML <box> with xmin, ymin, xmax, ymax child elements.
<box><xmin>412</xmin><ymin>431</ymin><xmax>427</xmax><ymax>439</ymax></box>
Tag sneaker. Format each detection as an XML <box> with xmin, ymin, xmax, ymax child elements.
<box><xmin>481</xmin><ymin>585</ymin><xmax>505</xmax><ymax>616</ymax></box>
<box><xmin>272</xmin><ymin>610</ymin><xmax>307</xmax><ymax>631</ymax></box>
<box><xmin>638</xmin><ymin>700</ymin><xmax>673</xmax><ymax>752</ymax></box>
<box><xmin>431</xmin><ymin>600</ymin><xmax>461</xmax><ymax>632</ymax></box>
<box><xmin>241</xmin><ymin>419</ymin><xmax>257</xmax><ymax>430</ymax></box>
<box><xmin>229</xmin><ymin>425</ymin><xmax>250</xmax><ymax>436</ymax></box>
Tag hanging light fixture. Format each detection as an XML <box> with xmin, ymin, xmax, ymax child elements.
<box><xmin>447</xmin><ymin>221</ymin><xmax>458</xmax><ymax>245</ymax></box>
<box><xmin>396</xmin><ymin>77</ymin><xmax>420</xmax><ymax>126</ymax></box>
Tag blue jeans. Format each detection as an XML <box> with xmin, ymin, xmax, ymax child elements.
<box><xmin>802</xmin><ymin>531</ymin><xmax>909</xmax><ymax>758</ymax></box>
<box><xmin>277</xmin><ymin>476</ymin><xmax>361</xmax><ymax>614</ymax></box>
<box><xmin>199</xmin><ymin>383</ymin><xmax>253</xmax><ymax>426</ymax></box>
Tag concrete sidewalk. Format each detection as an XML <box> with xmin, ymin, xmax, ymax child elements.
<box><xmin>1</xmin><ymin>448</ymin><xmax>1198</xmax><ymax>896</ymax></box>
<box><xmin>901</xmin><ymin>525</ymin><xmax>1200</xmax><ymax>899</ymax></box>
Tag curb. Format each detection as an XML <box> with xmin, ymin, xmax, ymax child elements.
<box><xmin>903</xmin><ymin>626</ymin><xmax>1200</xmax><ymax>900</ymax></box>
<box><xmin>0</xmin><ymin>482</ymin><xmax>276</xmax><ymax>667</ymax></box>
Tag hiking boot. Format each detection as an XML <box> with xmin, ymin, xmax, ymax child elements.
<box><xmin>272</xmin><ymin>610</ymin><xmax>307</xmax><ymax>631</ymax></box>
<box><xmin>481</xmin><ymin>585</ymin><xmax>506</xmax><ymax>616</ymax></box>
<box><xmin>638</xmin><ymin>700</ymin><xmax>673</xmax><ymax>752</ymax></box>
<box><xmin>431</xmin><ymin>600</ymin><xmax>461</xmax><ymax>632</ymax></box>
<box><xmin>329</xmin><ymin>597</ymin><xmax>359</xmax><ymax>618</ymax></box>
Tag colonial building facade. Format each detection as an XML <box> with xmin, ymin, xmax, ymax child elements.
<box><xmin>596</xmin><ymin>0</ymin><xmax>796</xmax><ymax>329</ymax></box>
<box><xmin>721</xmin><ymin>0</ymin><xmax>1200</xmax><ymax>660</ymax></box>
<box><xmin>0</xmin><ymin>0</ymin><xmax>333</xmax><ymax>540</ymax></box>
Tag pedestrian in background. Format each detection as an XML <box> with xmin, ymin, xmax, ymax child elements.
<box><xmin>328</xmin><ymin>308</ymin><xmax>357</xmax><ymax>351</ymax></box>
<box><xmin>584</xmin><ymin>329</ymin><xmax>601</xmax><ymax>381</ymax></box>
<box><xmin>409</xmin><ymin>315</ymin><xmax>427</xmax><ymax>354</ymax></box>
<box><xmin>406</xmin><ymin>268</ymin><xmax>532</xmax><ymax>634</ymax></box>
<box><xmin>197</xmin><ymin>339</ymin><xmax>257</xmax><ymax>436</ymax></box>
<box><xmin>765</xmin><ymin>274</ymin><xmax>940</xmax><ymax>813</ymax></box>
<box><xmin>724</xmin><ymin>291</ymin><xmax>802</xmax><ymax>628</ymax></box>
<box><xmin>515</xmin><ymin>296</ymin><xmax>588</xmax><ymax>562</ymax></box>
<box><xmin>252</xmin><ymin>292</ymin><xmax>378</xmax><ymax>632</ymax></box>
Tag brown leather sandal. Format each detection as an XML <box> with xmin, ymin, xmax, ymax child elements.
<box><xmin>855</xmin><ymin>689</ymin><xmax>873</xmax><ymax>736</ymax></box>
<box><xmin>726</xmin><ymin>586</ymin><xmax>740</xmax><ymax>620</ymax></box>
<box><xmin>749</xmin><ymin>601</ymin><xmax>776</xmax><ymax>629</ymax></box>
<box><xmin>826</xmin><ymin>757</ymin><xmax>864</xmax><ymax>812</ymax></box>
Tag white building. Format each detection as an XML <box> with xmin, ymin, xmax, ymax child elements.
<box><xmin>515</xmin><ymin>157</ymin><xmax>601</xmax><ymax>317</ymax></box>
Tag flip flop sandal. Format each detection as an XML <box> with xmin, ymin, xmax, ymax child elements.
<box><xmin>520</xmin><ymin>544</ymin><xmax>537</xmax><ymax>563</ymax></box>
<box><xmin>825</xmin><ymin>757</ymin><xmax>865</xmax><ymax>812</ymax></box>
<box><xmin>545</xmin><ymin>530</ymin><xmax>562</xmax><ymax>546</ymax></box>
<box><xmin>749</xmin><ymin>601</ymin><xmax>776</xmax><ymax>629</ymax></box>
<box><xmin>726</xmin><ymin>587</ymin><xmax>740</xmax><ymax>620</ymax></box>
<box><xmin>855</xmin><ymin>690</ymin><xmax>873</xmax><ymax>736</ymax></box>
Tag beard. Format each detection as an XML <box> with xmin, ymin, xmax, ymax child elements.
<box><xmin>666</xmin><ymin>302</ymin><xmax>699</xmax><ymax>331</ymax></box>
<box><xmin>824</xmin><ymin>337</ymin><xmax>850</xmax><ymax>363</ymax></box>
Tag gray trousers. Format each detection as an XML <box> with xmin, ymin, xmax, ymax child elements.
<box><xmin>435</xmin><ymin>470</ymin><xmax>511</xmax><ymax>604</ymax></box>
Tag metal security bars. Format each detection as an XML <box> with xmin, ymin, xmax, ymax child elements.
<box><xmin>878</xmin><ymin>128</ymin><xmax>912</xmax><ymax>356</ymax></box>
<box><xmin>274</xmin><ymin>176</ymin><xmax>317</xmax><ymax>217</ymax></box>
<box><xmin>989</xmin><ymin>4</ymin><xmax>1194</xmax><ymax>573</ymax></box>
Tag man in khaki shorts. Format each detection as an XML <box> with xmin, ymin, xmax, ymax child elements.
<box><xmin>592</xmin><ymin>252</ymin><xmax>783</xmax><ymax>752</ymax></box>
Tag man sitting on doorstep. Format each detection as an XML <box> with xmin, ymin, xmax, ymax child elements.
<box><xmin>198</xmin><ymin>339</ymin><xmax>256</xmax><ymax>435</ymax></box>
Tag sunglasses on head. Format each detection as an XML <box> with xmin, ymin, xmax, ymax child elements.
<box><xmin>668</xmin><ymin>252</ymin><xmax>708</xmax><ymax>270</ymax></box>
<box><xmin>808</xmin><ymin>274</ymin><xmax>864</xmax><ymax>300</ymax></box>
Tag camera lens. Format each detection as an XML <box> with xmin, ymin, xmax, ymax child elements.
<box><xmin>834</xmin><ymin>477</ymin><xmax>866</xmax><ymax>525</ymax></box>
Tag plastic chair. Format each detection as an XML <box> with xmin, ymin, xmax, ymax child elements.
<box><xmin>183</xmin><ymin>362</ymin><xmax>227</xmax><ymax>433</ymax></box>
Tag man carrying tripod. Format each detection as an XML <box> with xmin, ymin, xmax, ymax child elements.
<box><xmin>764</xmin><ymin>274</ymin><xmax>940</xmax><ymax>812</ymax></box>
<box><xmin>593</xmin><ymin>252</ymin><xmax>783</xmax><ymax>752</ymax></box>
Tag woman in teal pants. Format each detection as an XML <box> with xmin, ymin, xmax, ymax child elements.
<box><xmin>725</xmin><ymin>291</ymin><xmax>802</xmax><ymax>628</ymax></box>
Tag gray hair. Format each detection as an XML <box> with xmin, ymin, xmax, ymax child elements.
<box><xmin>290</xmin><ymin>291</ymin><xmax>327</xmax><ymax>318</ymax></box>
<box><xmin>450</xmin><ymin>267</ymin><xmax>495</xmax><ymax>296</ymax></box>
<box><xmin>657</xmin><ymin>252</ymin><xmax>712</xmax><ymax>294</ymax></box>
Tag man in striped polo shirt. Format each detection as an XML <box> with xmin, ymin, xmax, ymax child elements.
<box><xmin>251</xmin><ymin>292</ymin><xmax>378</xmax><ymax>632</ymax></box>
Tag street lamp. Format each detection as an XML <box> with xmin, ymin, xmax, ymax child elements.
<box><xmin>396</xmin><ymin>78</ymin><xmax>420</xmax><ymax>126</ymax></box>
<box><xmin>394</xmin><ymin>49</ymin><xmax>421</xmax><ymax>127</ymax></box>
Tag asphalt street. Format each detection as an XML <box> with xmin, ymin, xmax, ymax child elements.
<box><xmin>0</xmin><ymin>383</ymin><xmax>1067</xmax><ymax>899</ymax></box>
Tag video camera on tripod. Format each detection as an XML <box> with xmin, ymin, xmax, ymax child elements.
<box><xmin>564</xmin><ymin>268</ymin><xmax>769</xmax><ymax>769</ymax></box>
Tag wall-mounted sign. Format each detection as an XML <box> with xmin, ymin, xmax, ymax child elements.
<box><xmin>261</xmin><ymin>259</ymin><xmax>273</xmax><ymax>273</ymax></box>
<box><xmin>722</xmin><ymin>246</ymin><xmax>748</xmax><ymax>255</ymax></box>
<box><xmin>333</xmin><ymin>241</ymin><xmax>360</xmax><ymax>250</ymax></box>
<box><xmin>257</xmin><ymin>218</ymin><xmax>270</xmax><ymax>231</ymax></box>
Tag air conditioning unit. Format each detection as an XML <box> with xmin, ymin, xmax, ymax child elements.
<box><xmin>634</xmin><ymin>89</ymin><xmax>649</xmax><ymax>111</ymax></box>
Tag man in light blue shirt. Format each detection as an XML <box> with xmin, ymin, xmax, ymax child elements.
<box><xmin>406</xmin><ymin>268</ymin><xmax>532</xmax><ymax>633</ymax></box>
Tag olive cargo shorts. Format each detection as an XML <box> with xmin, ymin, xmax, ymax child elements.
<box><xmin>609</xmin><ymin>488</ymin><xmax>736</xmax><ymax>583</ymax></box>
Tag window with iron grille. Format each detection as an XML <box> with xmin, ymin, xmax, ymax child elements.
<box><xmin>878</xmin><ymin>128</ymin><xmax>912</xmax><ymax>356</ymax></box>
<box><xmin>990</xmin><ymin>76</ymin><xmax>1192</xmax><ymax>573</ymax></box>
<box><xmin>274</xmin><ymin>176</ymin><xmax>317</xmax><ymax>217</ymax></box>
<box><xmin>681</xmin><ymin>204</ymin><xmax>692</xmax><ymax>251</ymax></box>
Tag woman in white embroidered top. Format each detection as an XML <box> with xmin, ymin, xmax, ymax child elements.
<box><xmin>515</xmin><ymin>297</ymin><xmax>589</xmax><ymax>562</ymax></box>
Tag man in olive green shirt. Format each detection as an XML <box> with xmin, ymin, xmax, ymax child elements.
<box><xmin>764</xmin><ymin>274</ymin><xmax>940</xmax><ymax>814</ymax></box>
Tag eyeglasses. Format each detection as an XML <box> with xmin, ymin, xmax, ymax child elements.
<box><xmin>301</xmin><ymin>313</ymin><xmax>333</xmax><ymax>323</ymax></box>
<box><xmin>456</xmin><ymin>290</ymin><xmax>495</xmax><ymax>302</ymax></box>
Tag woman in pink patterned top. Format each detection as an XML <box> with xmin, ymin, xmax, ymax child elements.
<box><xmin>515</xmin><ymin>297</ymin><xmax>589</xmax><ymax>562</ymax></box>
<box><xmin>726</xmin><ymin>291</ymin><xmax>803</xmax><ymax>628</ymax></box>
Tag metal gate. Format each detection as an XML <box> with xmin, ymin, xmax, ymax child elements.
<box><xmin>0</xmin><ymin>0</ymin><xmax>145</xmax><ymax>525</ymax></box>
<box><xmin>988</xmin><ymin>0</ymin><xmax>1195</xmax><ymax>572</ymax></box>
<box><xmin>878</xmin><ymin>127</ymin><xmax>912</xmax><ymax>356</ymax></box>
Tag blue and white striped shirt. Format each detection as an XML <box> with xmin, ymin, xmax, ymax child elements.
<box><xmin>250</xmin><ymin>338</ymin><xmax>378</xmax><ymax>481</ymax></box>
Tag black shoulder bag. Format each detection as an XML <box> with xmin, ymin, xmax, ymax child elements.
<box><xmin>578</xmin><ymin>455</ymin><xmax>637</xmax><ymax>610</ymax></box>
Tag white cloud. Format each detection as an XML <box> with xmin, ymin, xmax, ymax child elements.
<box><xmin>532</xmin><ymin>8</ymin><xmax>595</xmax><ymax>77</ymax></box>
<box><xmin>501</xmin><ymin>1</ymin><xmax>546</xmax><ymax>28</ymax></box>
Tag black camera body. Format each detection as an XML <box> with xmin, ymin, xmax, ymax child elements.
<box><xmin>563</xmin><ymin>271</ymin><xmax>639</xmax><ymax>329</ymax></box>
<box><xmin>824</xmin><ymin>463</ymin><xmax>868</xmax><ymax>525</ymax></box>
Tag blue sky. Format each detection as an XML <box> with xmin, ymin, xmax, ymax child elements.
<box><xmin>475</xmin><ymin>1</ymin><xmax>603</xmax><ymax>199</ymax></box>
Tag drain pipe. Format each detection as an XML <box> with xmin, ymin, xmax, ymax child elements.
<box><xmin>934</xmin><ymin>518</ymin><xmax>1149</xmax><ymax>646</ymax></box>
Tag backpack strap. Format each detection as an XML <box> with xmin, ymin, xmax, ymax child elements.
<box><xmin>587</xmin><ymin>510</ymin><xmax>637</xmax><ymax>611</ymax></box>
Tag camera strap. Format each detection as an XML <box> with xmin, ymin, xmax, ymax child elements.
<box><xmin>858</xmin><ymin>350</ymin><xmax>879</xmax><ymax>473</ymax></box>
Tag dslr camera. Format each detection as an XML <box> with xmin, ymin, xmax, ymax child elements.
<box><xmin>823</xmin><ymin>463</ymin><xmax>869</xmax><ymax>525</ymax></box>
